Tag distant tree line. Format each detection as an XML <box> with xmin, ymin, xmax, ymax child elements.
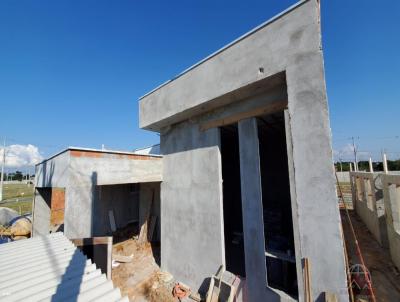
<box><xmin>335</xmin><ymin>159</ymin><xmax>400</xmax><ymax>172</ymax></box>
<box><xmin>0</xmin><ymin>171</ymin><xmax>34</xmax><ymax>181</ymax></box>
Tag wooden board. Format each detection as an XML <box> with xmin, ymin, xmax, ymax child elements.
<box><xmin>138</xmin><ymin>189</ymin><xmax>154</xmax><ymax>243</ymax></box>
<box><xmin>303</xmin><ymin>258</ymin><xmax>312</xmax><ymax>302</ymax></box>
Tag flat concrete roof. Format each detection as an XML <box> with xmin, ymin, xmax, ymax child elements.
<box><xmin>139</xmin><ymin>0</ymin><xmax>309</xmax><ymax>100</ymax></box>
<box><xmin>36</xmin><ymin>146</ymin><xmax>162</xmax><ymax>166</ymax></box>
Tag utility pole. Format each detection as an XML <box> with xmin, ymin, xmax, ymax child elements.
<box><xmin>0</xmin><ymin>138</ymin><xmax>6</xmax><ymax>202</ymax></box>
<box><xmin>351</xmin><ymin>136</ymin><xmax>359</xmax><ymax>171</ymax></box>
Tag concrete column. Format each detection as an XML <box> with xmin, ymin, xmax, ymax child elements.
<box><xmin>350</xmin><ymin>162</ymin><xmax>353</xmax><ymax>172</ymax></box>
<box><xmin>284</xmin><ymin>110</ymin><xmax>304</xmax><ymax>300</ymax></box>
<box><xmin>238</xmin><ymin>118</ymin><xmax>273</xmax><ymax>301</ymax></box>
<box><xmin>383</xmin><ymin>153</ymin><xmax>389</xmax><ymax>174</ymax></box>
<box><xmin>369</xmin><ymin>158</ymin><xmax>374</xmax><ymax>173</ymax></box>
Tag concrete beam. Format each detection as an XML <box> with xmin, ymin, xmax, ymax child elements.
<box><xmin>238</xmin><ymin>118</ymin><xmax>275</xmax><ymax>301</ymax></box>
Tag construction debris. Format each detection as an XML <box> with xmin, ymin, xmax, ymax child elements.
<box><xmin>0</xmin><ymin>215</ymin><xmax>31</xmax><ymax>239</ymax></box>
<box><xmin>206</xmin><ymin>265</ymin><xmax>236</xmax><ymax>302</ymax></box>
<box><xmin>172</xmin><ymin>282</ymin><xmax>191</xmax><ymax>300</ymax></box>
<box><xmin>113</xmin><ymin>253</ymin><xmax>134</xmax><ymax>263</ymax></box>
<box><xmin>112</xmin><ymin>237</ymin><xmax>174</xmax><ymax>302</ymax></box>
<box><xmin>10</xmin><ymin>216</ymin><xmax>31</xmax><ymax>236</ymax></box>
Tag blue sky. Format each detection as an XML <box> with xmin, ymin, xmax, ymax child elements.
<box><xmin>0</xmin><ymin>0</ymin><xmax>399</xmax><ymax>166</ymax></box>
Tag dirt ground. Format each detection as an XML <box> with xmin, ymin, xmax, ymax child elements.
<box><xmin>341</xmin><ymin>209</ymin><xmax>400</xmax><ymax>302</ymax></box>
<box><xmin>112</xmin><ymin>238</ymin><xmax>176</xmax><ymax>302</ymax></box>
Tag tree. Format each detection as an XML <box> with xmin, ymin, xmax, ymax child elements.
<box><xmin>14</xmin><ymin>171</ymin><xmax>23</xmax><ymax>181</ymax></box>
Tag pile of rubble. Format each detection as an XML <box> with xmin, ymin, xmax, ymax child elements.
<box><xmin>0</xmin><ymin>207</ymin><xmax>31</xmax><ymax>242</ymax></box>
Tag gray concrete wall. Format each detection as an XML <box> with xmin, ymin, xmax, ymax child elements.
<box><xmin>64</xmin><ymin>154</ymin><xmax>162</xmax><ymax>238</ymax></box>
<box><xmin>160</xmin><ymin>121</ymin><xmax>224</xmax><ymax>293</ymax></box>
<box><xmin>35</xmin><ymin>151</ymin><xmax>70</xmax><ymax>188</ymax></box>
<box><xmin>33</xmin><ymin>149</ymin><xmax>163</xmax><ymax>239</ymax></box>
<box><xmin>71</xmin><ymin>153</ymin><xmax>162</xmax><ymax>186</ymax></box>
<box><xmin>140</xmin><ymin>1</ymin><xmax>326</xmax><ymax>133</ymax></box>
<box><xmin>336</xmin><ymin>172</ymin><xmax>350</xmax><ymax>183</ymax></box>
<box><xmin>350</xmin><ymin>172</ymin><xmax>388</xmax><ymax>247</ymax></box>
<box><xmin>32</xmin><ymin>188</ymin><xmax>51</xmax><ymax>236</ymax></box>
<box><xmin>140</xmin><ymin>0</ymin><xmax>348</xmax><ymax>301</ymax></box>
<box><xmin>381</xmin><ymin>174</ymin><xmax>400</xmax><ymax>271</ymax></box>
<box><xmin>93</xmin><ymin>184</ymin><xmax>140</xmax><ymax>236</ymax></box>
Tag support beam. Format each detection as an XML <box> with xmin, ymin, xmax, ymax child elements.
<box><xmin>238</xmin><ymin>118</ymin><xmax>273</xmax><ymax>301</ymax></box>
<box><xmin>200</xmin><ymin>100</ymin><xmax>287</xmax><ymax>131</ymax></box>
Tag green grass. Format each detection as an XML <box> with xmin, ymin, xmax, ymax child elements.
<box><xmin>2</xmin><ymin>183</ymin><xmax>34</xmax><ymax>200</ymax></box>
<box><xmin>1</xmin><ymin>183</ymin><xmax>34</xmax><ymax>215</ymax></box>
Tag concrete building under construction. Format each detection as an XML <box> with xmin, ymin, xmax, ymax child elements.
<box><xmin>139</xmin><ymin>0</ymin><xmax>348</xmax><ymax>301</ymax></box>
<box><xmin>32</xmin><ymin>147</ymin><xmax>162</xmax><ymax>239</ymax></box>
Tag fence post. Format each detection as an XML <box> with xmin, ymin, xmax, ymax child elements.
<box><xmin>383</xmin><ymin>153</ymin><xmax>388</xmax><ymax>174</ymax></box>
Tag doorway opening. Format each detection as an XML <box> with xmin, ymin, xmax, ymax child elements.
<box><xmin>258</xmin><ymin>111</ymin><xmax>298</xmax><ymax>298</ymax></box>
<box><xmin>220</xmin><ymin>124</ymin><xmax>246</xmax><ymax>277</ymax></box>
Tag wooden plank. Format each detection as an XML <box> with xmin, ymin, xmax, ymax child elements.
<box><xmin>265</xmin><ymin>249</ymin><xmax>296</xmax><ymax>263</ymax></box>
<box><xmin>107</xmin><ymin>236</ymin><xmax>112</xmax><ymax>280</ymax></box>
<box><xmin>108</xmin><ymin>210</ymin><xmax>116</xmax><ymax>232</ymax></box>
<box><xmin>113</xmin><ymin>254</ymin><xmax>133</xmax><ymax>263</ymax></box>
<box><xmin>303</xmin><ymin>258</ymin><xmax>312</xmax><ymax>302</ymax></box>
<box><xmin>200</xmin><ymin>100</ymin><xmax>287</xmax><ymax>131</ymax></box>
<box><xmin>138</xmin><ymin>189</ymin><xmax>155</xmax><ymax>243</ymax></box>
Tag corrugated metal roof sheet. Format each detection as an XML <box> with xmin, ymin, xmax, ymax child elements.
<box><xmin>0</xmin><ymin>232</ymin><xmax>128</xmax><ymax>302</ymax></box>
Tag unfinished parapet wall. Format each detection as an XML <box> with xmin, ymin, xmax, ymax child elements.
<box><xmin>350</xmin><ymin>172</ymin><xmax>388</xmax><ymax>247</ymax></box>
<box><xmin>139</xmin><ymin>1</ymin><xmax>348</xmax><ymax>301</ymax></box>
<box><xmin>381</xmin><ymin>174</ymin><xmax>400</xmax><ymax>271</ymax></box>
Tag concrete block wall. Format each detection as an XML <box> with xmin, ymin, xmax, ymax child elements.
<box><xmin>381</xmin><ymin>174</ymin><xmax>400</xmax><ymax>271</ymax></box>
<box><xmin>350</xmin><ymin>172</ymin><xmax>388</xmax><ymax>247</ymax></box>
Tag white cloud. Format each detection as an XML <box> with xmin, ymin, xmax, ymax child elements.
<box><xmin>0</xmin><ymin>144</ymin><xmax>43</xmax><ymax>168</ymax></box>
<box><xmin>333</xmin><ymin>143</ymin><xmax>370</xmax><ymax>161</ymax></box>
